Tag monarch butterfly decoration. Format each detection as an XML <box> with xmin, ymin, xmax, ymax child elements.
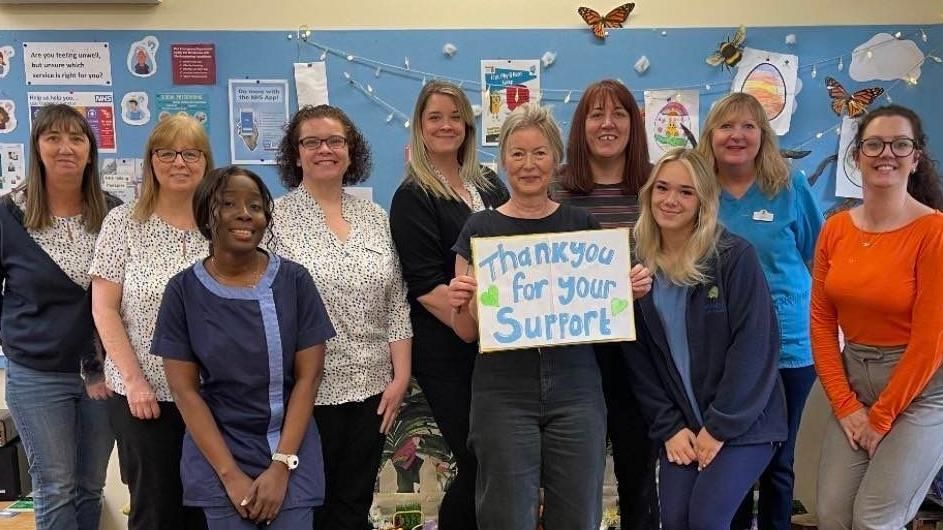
<box><xmin>824</xmin><ymin>77</ymin><xmax>885</xmax><ymax>118</ymax></box>
<box><xmin>706</xmin><ymin>25</ymin><xmax>747</xmax><ymax>70</ymax></box>
<box><xmin>577</xmin><ymin>3</ymin><xmax>635</xmax><ymax>39</ymax></box>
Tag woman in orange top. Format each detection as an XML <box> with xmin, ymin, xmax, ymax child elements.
<box><xmin>811</xmin><ymin>105</ymin><xmax>943</xmax><ymax>530</ymax></box>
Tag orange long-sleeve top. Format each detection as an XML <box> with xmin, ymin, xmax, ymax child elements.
<box><xmin>810</xmin><ymin>210</ymin><xmax>943</xmax><ymax>434</ymax></box>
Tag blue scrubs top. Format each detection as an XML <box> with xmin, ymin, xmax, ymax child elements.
<box><xmin>719</xmin><ymin>170</ymin><xmax>823</xmax><ymax>368</ymax></box>
<box><xmin>152</xmin><ymin>253</ymin><xmax>336</xmax><ymax>508</ymax></box>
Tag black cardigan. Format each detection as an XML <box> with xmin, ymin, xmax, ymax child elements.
<box><xmin>389</xmin><ymin>167</ymin><xmax>508</xmax><ymax>363</ymax></box>
<box><xmin>0</xmin><ymin>193</ymin><xmax>121</xmax><ymax>373</ymax></box>
<box><xmin>623</xmin><ymin>231</ymin><xmax>788</xmax><ymax>446</ymax></box>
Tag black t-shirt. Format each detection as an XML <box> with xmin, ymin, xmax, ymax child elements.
<box><xmin>389</xmin><ymin>167</ymin><xmax>508</xmax><ymax>364</ymax></box>
<box><xmin>452</xmin><ymin>203</ymin><xmax>601</xmax><ymax>262</ymax></box>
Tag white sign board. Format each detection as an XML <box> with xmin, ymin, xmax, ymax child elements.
<box><xmin>471</xmin><ymin>228</ymin><xmax>635</xmax><ymax>352</ymax></box>
<box><xmin>23</xmin><ymin>42</ymin><xmax>112</xmax><ymax>86</ymax></box>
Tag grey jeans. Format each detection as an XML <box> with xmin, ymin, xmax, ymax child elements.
<box><xmin>816</xmin><ymin>342</ymin><xmax>943</xmax><ymax>530</ymax></box>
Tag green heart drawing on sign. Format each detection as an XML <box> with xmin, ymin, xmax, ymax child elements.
<box><xmin>610</xmin><ymin>297</ymin><xmax>629</xmax><ymax>316</ymax></box>
<box><xmin>480</xmin><ymin>285</ymin><xmax>500</xmax><ymax>307</ymax></box>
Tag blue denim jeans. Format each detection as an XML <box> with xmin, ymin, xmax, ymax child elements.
<box><xmin>468</xmin><ymin>345</ymin><xmax>606</xmax><ymax>530</ymax></box>
<box><xmin>4</xmin><ymin>359</ymin><xmax>114</xmax><ymax>530</ymax></box>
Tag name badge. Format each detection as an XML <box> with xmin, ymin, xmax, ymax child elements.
<box><xmin>752</xmin><ymin>209</ymin><xmax>774</xmax><ymax>222</ymax></box>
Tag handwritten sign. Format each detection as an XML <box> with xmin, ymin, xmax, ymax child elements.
<box><xmin>471</xmin><ymin>228</ymin><xmax>635</xmax><ymax>352</ymax></box>
<box><xmin>23</xmin><ymin>42</ymin><xmax>112</xmax><ymax>86</ymax></box>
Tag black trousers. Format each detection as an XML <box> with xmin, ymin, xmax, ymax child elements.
<box><xmin>414</xmin><ymin>352</ymin><xmax>478</xmax><ymax>530</ymax></box>
<box><xmin>313</xmin><ymin>393</ymin><xmax>384</xmax><ymax>530</ymax></box>
<box><xmin>599</xmin><ymin>343</ymin><xmax>659</xmax><ymax>530</ymax></box>
<box><xmin>107</xmin><ymin>394</ymin><xmax>207</xmax><ymax>530</ymax></box>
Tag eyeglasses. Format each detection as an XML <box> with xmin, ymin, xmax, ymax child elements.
<box><xmin>299</xmin><ymin>135</ymin><xmax>347</xmax><ymax>150</ymax></box>
<box><xmin>153</xmin><ymin>149</ymin><xmax>204</xmax><ymax>163</ymax></box>
<box><xmin>858</xmin><ymin>137</ymin><xmax>918</xmax><ymax>158</ymax></box>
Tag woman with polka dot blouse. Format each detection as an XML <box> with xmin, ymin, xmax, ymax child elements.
<box><xmin>272</xmin><ymin>104</ymin><xmax>413</xmax><ymax>530</ymax></box>
<box><xmin>90</xmin><ymin>115</ymin><xmax>213</xmax><ymax>530</ymax></box>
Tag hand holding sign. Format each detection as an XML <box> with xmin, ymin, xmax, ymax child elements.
<box><xmin>470</xmin><ymin>228</ymin><xmax>636</xmax><ymax>352</ymax></box>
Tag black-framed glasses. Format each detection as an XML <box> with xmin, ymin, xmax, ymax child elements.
<box><xmin>299</xmin><ymin>135</ymin><xmax>347</xmax><ymax>150</ymax></box>
<box><xmin>153</xmin><ymin>149</ymin><xmax>204</xmax><ymax>163</ymax></box>
<box><xmin>858</xmin><ymin>137</ymin><xmax>918</xmax><ymax>158</ymax></box>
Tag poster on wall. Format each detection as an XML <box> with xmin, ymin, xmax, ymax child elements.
<box><xmin>480</xmin><ymin>59</ymin><xmax>541</xmax><ymax>147</ymax></box>
<box><xmin>228</xmin><ymin>79</ymin><xmax>289</xmax><ymax>165</ymax></box>
<box><xmin>171</xmin><ymin>44</ymin><xmax>216</xmax><ymax>85</ymax></box>
<box><xmin>731</xmin><ymin>47</ymin><xmax>798</xmax><ymax>136</ymax></box>
<box><xmin>127</xmin><ymin>36</ymin><xmax>159</xmax><ymax>79</ymax></box>
<box><xmin>28</xmin><ymin>92</ymin><xmax>117</xmax><ymax>153</ymax></box>
<box><xmin>644</xmin><ymin>89</ymin><xmax>699</xmax><ymax>163</ymax></box>
<box><xmin>0</xmin><ymin>45</ymin><xmax>15</xmax><ymax>79</ymax></box>
<box><xmin>294</xmin><ymin>62</ymin><xmax>329</xmax><ymax>108</ymax></box>
<box><xmin>23</xmin><ymin>42</ymin><xmax>112</xmax><ymax>86</ymax></box>
<box><xmin>156</xmin><ymin>92</ymin><xmax>210</xmax><ymax>131</ymax></box>
<box><xmin>100</xmin><ymin>158</ymin><xmax>144</xmax><ymax>203</ymax></box>
<box><xmin>470</xmin><ymin>228</ymin><xmax>635</xmax><ymax>352</ymax></box>
<box><xmin>0</xmin><ymin>143</ymin><xmax>25</xmax><ymax>195</ymax></box>
<box><xmin>835</xmin><ymin>117</ymin><xmax>862</xmax><ymax>199</ymax></box>
<box><xmin>120</xmin><ymin>92</ymin><xmax>151</xmax><ymax>126</ymax></box>
<box><xmin>0</xmin><ymin>100</ymin><xmax>18</xmax><ymax>133</ymax></box>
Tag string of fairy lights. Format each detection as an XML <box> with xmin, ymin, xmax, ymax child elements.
<box><xmin>287</xmin><ymin>26</ymin><xmax>941</xmax><ymax>156</ymax></box>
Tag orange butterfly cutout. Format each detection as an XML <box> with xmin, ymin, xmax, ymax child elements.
<box><xmin>824</xmin><ymin>77</ymin><xmax>885</xmax><ymax>118</ymax></box>
<box><xmin>578</xmin><ymin>3</ymin><xmax>635</xmax><ymax>39</ymax></box>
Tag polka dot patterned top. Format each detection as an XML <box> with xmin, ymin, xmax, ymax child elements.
<box><xmin>89</xmin><ymin>202</ymin><xmax>208</xmax><ymax>401</ymax></box>
<box><xmin>13</xmin><ymin>190</ymin><xmax>96</xmax><ymax>289</ymax></box>
<box><xmin>272</xmin><ymin>187</ymin><xmax>413</xmax><ymax>406</ymax></box>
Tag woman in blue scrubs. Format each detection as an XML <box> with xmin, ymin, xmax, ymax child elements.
<box><xmin>152</xmin><ymin>165</ymin><xmax>336</xmax><ymax>529</ymax></box>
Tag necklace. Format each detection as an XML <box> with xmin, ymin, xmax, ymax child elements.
<box><xmin>209</xmin><ymin>253</ymin><xmax>265</xmax><ymax>287</ymax></box>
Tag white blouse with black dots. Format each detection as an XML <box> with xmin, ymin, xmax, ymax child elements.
<box><xmin>13</xmin><ymin>190</ymin><xmax>96</xmax><ymax>289</ymax></box>
<box><xmin>89</xmin><ymin>202</ymin><xmax>208</xmax><ymax>401</ymax></box>
<box><xmin>272</xmin><ymin>187</ymin><xmax>413</xmax><ymax>406</ymax></box>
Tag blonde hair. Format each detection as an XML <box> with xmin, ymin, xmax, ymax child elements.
<box><xmin>696</xmin><ymin>92</ymin><xmax>789</xmax><ymax>197</ymax></box>
<box><xmin>406</xmin><ymin>81</ymin><xmax>494</xmax><ymax>200</ymax></box>
<box><xmin>634</xmin><ymin>148</ymin><xmax>722</xmax><ymax>286</ymax></box>
<box><xmin>133</xmin><ymin>115</ymin><xmax>213</xmax><ymax>222</ymax></box>
<box><xmin>498</xmin><ymin>103</ymin><xmax>564</xmax><ymax>169</ymax></box>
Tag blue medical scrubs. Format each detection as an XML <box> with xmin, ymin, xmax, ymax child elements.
<box><xmin>152</xmin><ymin>253</ymin><xmax>336</xmax><ymax>510</ymax></box>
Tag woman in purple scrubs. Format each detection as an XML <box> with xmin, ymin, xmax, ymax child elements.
<box><xmin>152</xmin><ymin>165</ymin><xmax>335</xmax><ymax>529</ymax></box>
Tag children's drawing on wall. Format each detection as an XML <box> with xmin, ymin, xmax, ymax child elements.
<box><xmin>127</xmin><ymin>36</ymin><xmax>159</xmax><ymax>78</ymax></box>
<box><xmin>480</xmin><ymin>59</ymin><xmax>541</xmax><ymax>146</ymax></box>
<box><xmin>121</xmin><ymin>92</ymin><xmax>151</xmax><ymax>126</ymax></box>
<box><xmin>644</xmin><ymin>89</ymin><xmax>699</xmax><ymax>162</ymax></box>
<box><xmin>835</xmin><ymin>117</ymin><xmax>862</xmax><ymax>199</ymax></box>
<box><xmin>824</xmin><ymin>77</ymin><xmax>884</xmax><ymax>118</ymax></box>
<box><xmin>228</xmin><ymin>79</ymin><xmax>289</xmax><ymax>164</ymax></box>
<box><xmin>0</xmin><ymin>46</ymin><xmax>14</xmax><ymax>79</ymax></box>
<box><xmin>0</xmin><ymin>143</ymin><xmax>25</xmax><ymax>195</ymax></box>
<box><xmin>0</xmin><ymin>100</ymin><xmax>17</xmax><ymax>133</ymax></box>
<box><xmin>732</xmin><ymin>48</ymin><xmax>798</xmax><ymax>135</ymax></box>
<box><xmin>849</xmin><ymin>32</ymin><xmax>925</xmax><ymax>82</ymax></box>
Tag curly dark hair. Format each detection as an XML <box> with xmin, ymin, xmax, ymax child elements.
<box><xmin>853</xmin><ymin>105</ymin><xmax>943</xmax><ymax>210</ymax></box>
<box><xmin>193</xmin><ymin>165</ymin><xmax>275</xmax><ymax>250</ymax></box>
<box><xmin>276</xmin><ymin>104</ymin><xmax>373</xmax><ymax>189</ymax></box>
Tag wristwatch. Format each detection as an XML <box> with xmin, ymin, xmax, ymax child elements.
<box><xmin>271</xmin><ymin>453</ymin><xmax>299</xmax><ymax>470</ymax></box>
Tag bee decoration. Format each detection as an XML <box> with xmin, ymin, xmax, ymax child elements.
<box><xmin>578</xmin><ymin>3</ymin><xmax>635</xmax><ymax>40</ymax></box>
<box><xmin>706</xmin><ymin>25</ymin><xmax>747</xmax><ymax>70</ymax></box>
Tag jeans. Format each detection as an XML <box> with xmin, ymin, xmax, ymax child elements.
<box><xmin>4</xmin><ymin>359</ymin><xmax>114</xmax><ymax>530</ymax></box>
<box><xmin>469</xmin><ymin>345</ymin><xmax>606</xmax><ymax>530</ymax></box>
<box><xmin>732</xmin><ymin>365</ymin><xmax>817</xmax><ymax>530</ymax></box>
<box><xmin>660</xmin><ymin>443</ymin><xmax>776</xmax><ymax>530</ymax></box>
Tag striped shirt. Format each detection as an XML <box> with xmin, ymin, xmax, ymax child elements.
<box><xmin>551</xmin><ymin>182</ymin><xmax>640</xmax><ymax>229</ymax></box>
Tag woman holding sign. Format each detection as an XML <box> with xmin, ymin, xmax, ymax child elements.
<box><xmin>625</xmin><ymin>148</ymin><xmax>786</xmax><ymax>530</ymax></box>
<box><xmin>696</xmin><ymin>93</ymin><xmax>823</xmax><ymax>530</ymax></box>
<box><xmin>553</xmin><ymin>79</ymin><xmax>658</xmax><ymax>530</ymax></box>
<box><xmin>390</xmin><ymin>81</ymin><xmax>508</xmax><ymax>529</ymax></box>
<box><xmin>448</xmin><ymin>102</ymin><xmax>651</xmax><ymax>530</ymax></box>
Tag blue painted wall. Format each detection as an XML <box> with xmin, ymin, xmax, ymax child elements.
<box><xmin>0</xmin><ymin>25</ymin><xmax>940</xmax><ymax>211</ymax></box>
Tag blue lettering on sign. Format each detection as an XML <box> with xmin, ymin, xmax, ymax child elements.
<box><xmin>492</xmin><ymin>306</ymin><xmax>613</xmax><ymax>345</ymax></box>
<box><xmin>477</xmin><ymin>240</ymin><xmax>617</xmax><ymax>281</ymax></box>
<box><xmin>484</xmin><ymin>68</ymin><xmax>539</xmax><ymax>90</ymax></box>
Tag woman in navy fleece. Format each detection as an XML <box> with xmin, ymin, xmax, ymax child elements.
<box><xmin>624</xmin><ymin>148</ymin><xmax>786</xmax><ymax>530</ymax></box>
